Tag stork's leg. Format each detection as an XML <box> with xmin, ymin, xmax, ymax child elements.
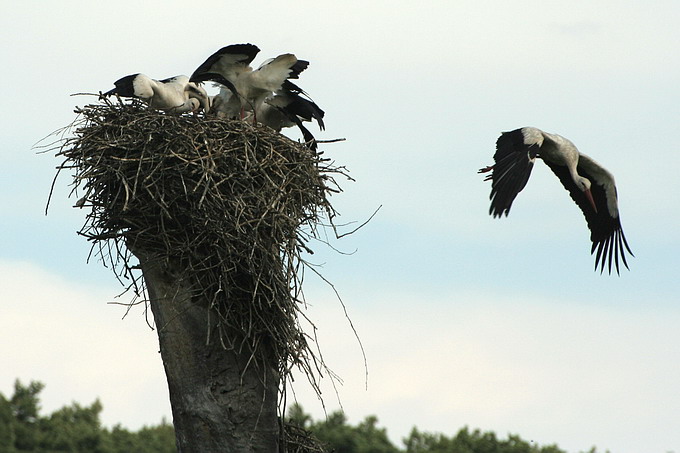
<box><xmin>478</xmin><ymin>165</ymin><xmax>494</xmax><ymax>181</ymax></box>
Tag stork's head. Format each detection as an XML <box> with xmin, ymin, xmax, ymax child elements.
<box><xmin>186</xmin><ymin>83</ymin><xmax>210</xmax><ymax>113</ymax></box>
<box><xmin>577</xmin><ymin>177</ymin><xmax>598</xmax><ymax>213</ymax></box>
<box><xmin>187</xmin><ymin>98</ymin><xmax>201</xmax><ymax>113</ymax></box>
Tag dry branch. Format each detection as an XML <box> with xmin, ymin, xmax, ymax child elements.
<box><xmin>52</xmin><ymin>98</ymin><xmax>351</xmax><ymax>432</ymax></box>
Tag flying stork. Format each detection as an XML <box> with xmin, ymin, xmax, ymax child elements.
<box><xmin>101</xmin><ymin>74</ymin><xmax>210</xmax><ymax>113</ymax></box>
<box><xmin>479</xmin><ymin>127</ymin><xmax>633</xmax><ymax>274</ymax></box>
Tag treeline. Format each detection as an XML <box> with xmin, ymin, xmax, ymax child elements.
<box><xmin>0</xmin><ymin>380</ymin><xmax>173</xmax><ymax>453</ymax></box>
<box><xmin>285</xmin><ymin>404</ymin><xmax>578</xmax><ymax>453</ymax></box>
<box><xmin>0</xmin><ymin>379</ymin><xmax>603</xmax><ymax>453</ymax></box>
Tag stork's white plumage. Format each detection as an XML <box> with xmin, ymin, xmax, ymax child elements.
<box><xmin>190</xmin><ymin>44</ymin><xmax>308</xmax><ymax>119</ymax></box>
<box><xmin>102</xmin><ymin>74</ymin><xmax>210</xmax><ymax>113</ymax></box>
<box><xmin>192</xmin><ymin>44</ymin><xmax>324</xmax><ymax>149</ymax></box>
<box><xmin>210</xmin><ymin>86</ymin><xmax>242</xmax><ymax>119</ymax></box>
<box><xmin>479</xmin><ymin>127</ymin><xmax>633</xmax><ymax>274</ymax></box>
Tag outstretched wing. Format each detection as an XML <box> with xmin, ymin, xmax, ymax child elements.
<box><xmin>190</xmin><ymin>43</ymin><xmax>260</xmax><ymax>90</ymax></box>
<box><xmin>543</xmin><ymin>153</ymin><xmax>633</xmax><ymax>275</ymax></box>
<box><xmin>481</xmin><ymin>128</ymin><xmax>539</xmax><ymax>217</ymax></box>
<box><xmin>250</xmin><ymin>53</ymin><xmax>300</xmax><ymax>92</ymax></box>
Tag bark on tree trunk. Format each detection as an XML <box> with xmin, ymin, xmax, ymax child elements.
<box><xmin>136</xmin><ymin>250</ymin><xmax>280</xmax><ymax>453</ymax></box>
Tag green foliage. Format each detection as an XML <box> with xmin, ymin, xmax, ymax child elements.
<box><xmin>1</xmin><ymin>380</ymin><xmax>597</xmax><ymax>453</ymax></box>
<box><xmin>38</xmin><ymin>399</ymin><xmax>106</xmax><ymax>452</ymax></box>
<box><xmin>290</xmin><ymin>405</ymin><xmax>572</xmax><ymax>453</ymax></box>
<box><xmin>133</xmin><ymin>421</ymin><xmax>176</xmax><ymax>453</ymax></box>
<box><xmin>10</xmin><ymin>380</ymin><xmax>44</xmax><ymax>452</ymax></box>
<box><xmin>402</xmin><ymin>426</ymin><xmax>566</xmax><ymax>453</ymax></box>
<box><xmin>0</xmin><ymin>379</ymin><xmax>175</xmax><ymax>453</ymax></box>
<box><xmin>0</xmin><ymin>393</ymin><xmax>16</xmax><ymax>452</ymax></box>
<box><xmin>288</xmin><ymin>407</ymin><xmax>398</xmax><ymax>453</ymax></box>
<box><xmin>101</xmin><ymin>420</ymin><xmax>175</xmax><ymax>453</ymax></box>
<box><xmin>287</xmin><ymin>403</ymin><xmax>313</xmax><ymax>429</ymax></box>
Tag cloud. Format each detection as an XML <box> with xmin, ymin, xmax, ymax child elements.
<box><xmin>0</xmin><ymin>260</ymin><xmax>171</xmax><ymax>429</ymax></box>
<box><xmin>290</xmin><ymin>287</ymin><xmax>680</xmax><ymax>453</ymax></box>
<box><xmin>2</xmin><ymin>3</ymin><xmax>680</xmax><ymax>453</ymax></box>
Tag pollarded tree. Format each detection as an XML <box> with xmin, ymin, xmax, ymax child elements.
<box><xmin>52</xmin><ymin>99</ymin><xmax>349</xmax><ymax>452</ymax></box>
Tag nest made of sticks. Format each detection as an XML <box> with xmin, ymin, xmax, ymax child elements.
<box><xmin>52</xmin><ymin>97</ymin><xmax>350</xmax><ymax>395</ymax></box>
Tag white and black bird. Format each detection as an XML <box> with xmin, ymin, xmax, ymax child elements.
<box><xmin>479</xmin><ymin>127</ymin><xmax>633</xmax><ymax>274</ymax></box>
<box><xmin>263</xmin><ymin>80</ymin><xmax>325</xmax><ymax>131</ymax></box>
<box><xmin>190</xmin><ymin>44</ymin><xmax>308</xmax><ymax>120</ymax></box>
<box><xmin>210</xmin><ymin>82</ymin><xmax>324</xmax><ymax>150</ymax></box>
<box><xmin>258</xmin><ymin>81</ymin><xmax>325</xmax><ymax>150</ymax></box>
<box><xmin>101</xmin><ymin>74</ymin><xmax>210</xmax><ymax>113</ymax></box>
<box><xmin>210</xmin><ymin>87</ymin><xmax>241</xmax><ymax>119</ymax></box>
<box><xmin>192</xmin><ymin>44</ymin><xmax>324</xmax><ymax>149</ymax></box>
<box><xmin>190</xmin><ymin>43</ymin><xmax>260</xmax><ymax>98</ymax></box>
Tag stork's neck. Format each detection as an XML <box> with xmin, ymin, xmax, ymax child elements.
<box><xmin>542</xmin><ymin>132</ymin><xmax>581</xmax><ymax>172</ymax></box>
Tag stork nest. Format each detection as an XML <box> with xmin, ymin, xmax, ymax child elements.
<box><xmin>51</xmin><ymin>98</ymin><xmax>350</xmax><ymax>399</ymax></box>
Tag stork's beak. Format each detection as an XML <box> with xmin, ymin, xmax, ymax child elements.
<box><xmin>200</xmin><ymin>95</ymin><xmax>210</xmax><ymax>114</ymax></box>
<box><xmin>584</xmin><ymin>188</ymin><xmax>598</xmax><ymax>213</ymax></box>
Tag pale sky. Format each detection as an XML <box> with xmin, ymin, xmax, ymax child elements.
<box><xmin>1</xmin><ymin>2</ymin><xmax>679</xmax><ymax>452</ymax></box>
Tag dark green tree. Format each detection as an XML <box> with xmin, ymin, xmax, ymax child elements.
<box><xmin>353</xmin><ymin>415</ymin><xmax>398</xmax><ymax>453</ymax></box>
<box><xmin>403</xmin><ymin>426</ymin><xmax>567</xmax><ymax>453</ymax></box>
<box><xmin>38</xmin><ymin>399</ymin><xmax>107</xmax><ymax>452</ymax></box>
<box><xmin>0</xmin><ymin>380</ymin><xmax>176</xmax><ymax>453</ymax></box>
<box><xmin>311</xmin><ymin>411</ymin><xmax>357</xmax><ymax>453</ymax></box>
<box><xmin>305</xmin><ymin>409</ymin><xmax>398</xmax><ymax>453</ymax></box>
<box><xmin>100</xmin><ymin>421</ymin><xmax>175</xmax><ymax>453</ymax></box>
<box><xmin>286</xmin><ymin>403</ymin><xmax>312</xmax><ymax>429</ymax></box>
<box><xmin>0</xmin><ymin>383</ymin><xmax>598</xmax><ymax>453</ymax></box>
<box><xmin>9</xmin><ymin>380</ymin><xmax>44</xmax><ymax>452</ymax></box>
<box><xmin>0</xmin><ymin>393</ymin><xmax>16</xmax><ymax>453</ymax></box>
<box><xmin>134</xmin><ymin>420</ymin><xmax>176</xmax><ymax>453</ymax></box>
<box><xmin>104</xmin><ymin>424</ymin><xmax>138</xmax><ymax>453</ymax></box>
<box><xmin>403</xmin><ymin>427</ymin><xmax>456</xmax><ymax>453</ymax></box>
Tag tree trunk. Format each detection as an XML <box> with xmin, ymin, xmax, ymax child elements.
<box><xmin>136</xmin><ymin>250</ymin><xmax>280</xmax><ymax>453</ymax></box>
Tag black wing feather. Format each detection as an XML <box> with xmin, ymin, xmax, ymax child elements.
<box><xmin>284</xmin><ymin>94</ymin><xmax>325</xmax><ymax>130</ymax></box>
<box><xmin>190</xmin><ymin>43</ymin><xmax>260</xmax><ymax>83</ymax></box>
<box><xmin>542</xmin><ymin>160</ymin><xmax>633</xmax><ymax>275</ymax></box>
<box><xmin>102</xmin><ymin>73</ymin><xmax>140</xmax><ymax>98</ymax></box>
<box><xmin>269</xmin><ymin>103</ymin><xmax>318</xmax><ymax>151</ymax></box>
<box><xmin>278</xmin><ymin>81</ymin><xmax>325</xmax><ymax>130</ymax></box>
<box><xmin>288</xmin><ymin>60</ymin><xmax>309</xmax><ymax>79</ymax></box>
<box><xmin>483</xmin><ymin>128</ymin><xmax>539</xmax><ymax>217</ymax></box>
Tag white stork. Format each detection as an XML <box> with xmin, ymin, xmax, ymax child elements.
<box><xmin>262</xmin><ymin>80</ymin><xmax>325</xmax><ymax>132</ymax></box>
<box><xmin>210</xmin><ymin>86</ymin><xmax>242</xmax><ymax>119</ymax></box>
<box><xmin>101</xmin><ymin>74</ymin><xmax>210</xmax><ymax>113</ymax></box>
<box><xmin>189</xmin><ymin>44</ymin><xmax>308</xmax><ymax>121</ymax></box>
<box><xmin>210</xmin><ymin>82</ymin><xmax>324</xmax><ymax>150</ymax></box>
<box><xmin>258</xmin><ymin>80</ymin><xmax>325</xmax><ymax>150</ymax></box>
<box><xmin>479</xmin><ymin>127</ymin><xmax>633</xmax><ymax>274</ymax></box>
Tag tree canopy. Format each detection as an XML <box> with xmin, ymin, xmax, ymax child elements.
<box><xmin>0</xmin><ymin>380</ymin><xmax>173</xmax><ymax>453</ymax></box>
<box><xmin>0</xmin><ymin>380</ymin><xmax>605</xmax><ymax>453</ymax></box>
